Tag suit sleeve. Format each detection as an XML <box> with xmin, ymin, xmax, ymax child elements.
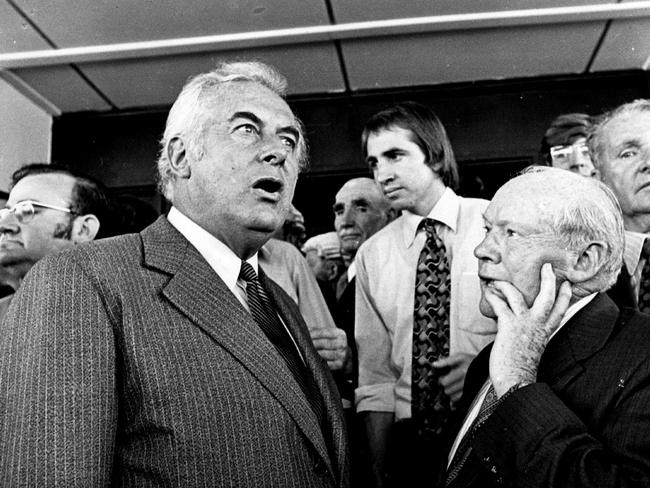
<box><xmin>0</xmin><ymin>253</ymin><xmax>117</xmax><ymax>487</ymax></box>
<box><xmin>472</xmin><ymin>379</ymin><xmax>650</xmax><ymax>487</ymax></box>
<box><xmin>354</xmin><ymin>249</ymin><xmax>396</xmax><ymax>413</ymax></box>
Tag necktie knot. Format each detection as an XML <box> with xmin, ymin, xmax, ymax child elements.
<box><xmin>239</xmin><ymin>260</ymin><xmax>258</xmax><ymax>284</ymax></box>
<box><xmin>419</xmin><ymin>218</ymin><xmax>437</xmax><ymax>235</ymax></box>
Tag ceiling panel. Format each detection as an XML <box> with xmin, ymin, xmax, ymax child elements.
<box><xmin>75</xmin><ymin>43</ymin><xmax>345</xmax><ymax>108</ymax></box>
<box><xmin>0</xmin><ymin>0</ymin><xmax>51</xmax><ymax>52</ymax></box>
<box><xmin>10</xmin><ymin>65</ymin><xmax>112</xmax><ymax>112</ymax></box>
<box><xmin>331</xmin><ymin>0</ymin><xmax>612</xmax><ymax>22</ymax></box>
<box><xmin>590</xmin><ymin>17</ymin><xmax>650</xmax><ymax>71</ymax></box>
<box><xmin>342</xmin><ymin>22</ymin><xmax>605</xmax><ymax>90</ymax></box>
<box><xmin>12</xmin><ymin>0</ymin><xmax>331</xmax><ymax>47</ymax></box>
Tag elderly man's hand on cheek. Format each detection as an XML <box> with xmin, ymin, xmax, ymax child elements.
<box><xmin>486</xmin><ymin>263</ymin><xmax>572</xmax><ymax>397</ymax></box>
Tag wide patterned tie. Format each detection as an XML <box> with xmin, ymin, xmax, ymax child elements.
<box><xmin>637</xmin><ymin>239</ymin><xmax>650</xmax><ymax>313</ymax></box>
<box><xmin>239</xmin><ymin>261</ymin><xmax>324</xmax><ymax>424</ymax></box>
<box><xmin>412</xmin><ymin>218</ymin><xmax>452</xmax><ymax>440</ymax></box>
<box><xmin>445</xmin><ymin>383</ymin><xmax>498</xmax><ymax>485</ymax></box>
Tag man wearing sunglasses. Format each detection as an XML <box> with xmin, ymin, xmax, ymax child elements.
<box><xmin>0</xmin><ymin>163</ymin><xmax>111</xmax><ymax>320</ymax></box>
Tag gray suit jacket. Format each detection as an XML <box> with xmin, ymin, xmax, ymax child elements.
<box><xmin>0</xmin><ymin>217</ymin><xmax>349</xmax><ymax>487</ymax></box>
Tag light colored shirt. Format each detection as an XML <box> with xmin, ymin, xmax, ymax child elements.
<box><xmin>447</xmin><ymin>292</ymin><xmax>597</xmax><ymax>465</ymax></box>
<box><xmin>354</xmin><ymin>188</ymin><xmax>497</xmax><ymax>419</ymax></box>
<box><xmin>167</xmin><ymin>208</ymin><xmax>302</xmax><ymax>358</ymax></box>
<box><xmin>259</xmin><ymin>238</ymin><xmax>337</xmax><ymax>331</ymax></box>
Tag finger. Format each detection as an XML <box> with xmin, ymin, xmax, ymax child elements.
<box><xmin>484</xmin><ymin>288</ymin><xmax>513</xmax><ymax>319</ymax></box>
<box><xmin>531</xmin><ymin>263</ymin><xmax>558</xmax><ymax>316</ymax></box>
<box><xmin>443</xmin><ymin>380</ymin><xmax>464</xmax><ymax>399</ymax></box>
<box><xmin>544</xmin><ymin>280</ymin><xmax>572</xmax><ymax>333</ymax></box>
<box><xmin>439</xmin><ymin>368</ymin><xmax>463</xmax><ymax>388</ymax></box>
<box><xmin>433</xmin><ymin>352</ymin><xmax>464</xmax><ymax>369</ymax></box>
<box><xmin>489</xmin><ymin>280</ymin><xmax>528</xmax><ymax>315</ymax></box>
<box><xmin>309</xmin><ymin>328</ymin><xmax>337</xmax><ymax>340</ymax></box>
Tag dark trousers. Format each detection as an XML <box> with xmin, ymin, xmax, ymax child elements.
<box><xmin>385</xmin><ymin>419</ymin><xmax>449</xmax><ymax>488</ymax></box>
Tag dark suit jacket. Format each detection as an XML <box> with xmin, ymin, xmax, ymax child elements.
<box><xmin>608</xmin><ymin>265</ymin><xmax>637</xmax><ymax>310</ymax></box>
<box><xmin>446</xmin><ymin>293</ymin><xmax>650</xmax><ymax>488</ymax></box>
<box><xmin>0</xmin><ymin>217</ymin><xmax>349</xmax><ymax>487</ymax></box>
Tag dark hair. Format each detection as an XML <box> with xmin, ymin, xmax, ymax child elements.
<box><xmin>361</xmin><ymin>101</ymin><xmax>459</xmax><ymax>190</ymax></box>
<box><xmin>540</xmin><ymin>113</ymin><xmax>593</xmax><ymax>165</ymax></box>
<box><xmin>11</xmin><ymin>163</ymin><xmax>114</xmax><ymax>238</ymax></box>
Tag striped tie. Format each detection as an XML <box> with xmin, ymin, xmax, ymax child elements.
<box><xmin>445</xmin><ymin>383</ymin><xmax>499</xmax><ymax>485</ymax></box>
<box><xmin>239</xmin><ymin>261</ymin><xmax>324</xmax><ymax>424</ymax></box>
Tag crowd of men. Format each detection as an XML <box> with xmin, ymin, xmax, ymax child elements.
<box><xmin>0</xmin><ymin>59</ymin><xmax>649</xmax><ymax>488</ymax></box>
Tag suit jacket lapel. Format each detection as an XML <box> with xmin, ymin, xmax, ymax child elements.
<box><xmin>140</xmin><ymin>218</ymin><xmax>332</xmax><ymax>470</ymax></box>
<box><xmin>263</xmin><ymin>272</ymin><xmax>346</xmax><ymax>479</ymax></box>
<box><xmin>538</xmin><ymin>293</ymin><xmax>619</xmax><ymax>389</ymax></box>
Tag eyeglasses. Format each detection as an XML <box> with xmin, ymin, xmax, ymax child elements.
<box><xmin>0</xmin><ymin>200</ymin><xmax>74</xmax><ymax>224</ymax></box>
<box><xmin>549</xmin><ymin>141</ymin><xmax>590</xmax><ymax>164</ymax></box>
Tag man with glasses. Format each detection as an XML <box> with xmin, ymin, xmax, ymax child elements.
<box><xmin>540</xmin><ymin>113</ymin><xmax>597</xmax><ymax>178</ymax></box>
<box><xmin>0</xmin><ymin>163</ymin><xmax>111</xmax><ymax>320</ymax></box>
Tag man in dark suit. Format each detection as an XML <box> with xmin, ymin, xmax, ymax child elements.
<box><xmin>589</xmin><ymin>100</ymin><xmax>650</xmax><ymax>311</ymax></box>
<box><xmin>443</xmin><ymin>166</ymin><xmax>650</xmax><ymax>487</ymax></box>
<box><xmin>0</xmin><ymin>61</ymin><xmax>349</xmax><ymax>487</ymax></box>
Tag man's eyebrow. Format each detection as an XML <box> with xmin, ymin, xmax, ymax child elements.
<box><xmin>228</xmin><ymin>111</ymin><xmax>262</xmax><ymax>125</ymax></box>
<box><xmin>352</xmin><ymin>198</ymin><xmax>370</xmax><ymax>206</ymax></box>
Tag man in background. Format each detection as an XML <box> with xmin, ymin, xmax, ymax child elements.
<box><xmin>589</xmin><ymin>99</ymin><xmax>650</xmax><ymax>310</ymax></box>
<box><xmin>0</xmin><ymin>61</ymin><xmax>348</xmax><ymax>487</ymax></box>
<box><xmin>332</xmin><ymin>177</ymin><xmax>395</xmax><ymax>487</ymax></box>
<box><xmin>0</xmin><ymin>163</ymin><xmax>112</xmax><ymax>320</ymax></box>
<box><xmin>303</xmin><ymin>231</ymin><xmax>345</xmax><ymax>312</ymax></box>
<box><xmin>540</xmin><ymin>113</ymin><xmax>596</xmax><ymax>177</ymax></box>
<box><xmin>355</xmin><ymin>102</ymin><xmax>496</xmax><ymax>487</ymax></box>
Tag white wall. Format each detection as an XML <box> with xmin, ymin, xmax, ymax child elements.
<box><xmin>0</xmin><ymin>79</ymin><xmax>52</xmax><ymax>192</ymax></box>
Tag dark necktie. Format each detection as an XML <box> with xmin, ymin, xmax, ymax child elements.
<box><xmin>239</xmin><ymin>261</ymin><xmax>324</xmax><ymax>424</ymax></box>
<box><xmin>412</xmin><ymin>218</ymin><xmax>452</xmax><ymax>440</ymax></box>
<box><xmin>638</xmin><ymin>239</ymin><xmax>650</xmax><ymax>313</ymax></box>
<box><xmin>445</xmin><ymin>383</ymin><xmax>498</xmax><ymax>486</ymax></box>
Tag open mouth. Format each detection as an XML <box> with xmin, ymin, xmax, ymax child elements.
<box><xmin>253</xmin><ymin>177</ymin><xmax>283</xmax><ymax>196</ymax></box>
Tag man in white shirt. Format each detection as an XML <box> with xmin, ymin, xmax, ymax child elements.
<box><xmin>443</xmin><ymin>167</ymin><xmax>650</xmax><ymax>487</ymax></box>
<box><xmin>354</xmin><ymin>102</ymin><xmax>496</xmax><ymax>487</ymax></box>
<box><xmin>0</xmin><ymin>61</ymin><xmax>349</xmax><ymax>487</ymax></box>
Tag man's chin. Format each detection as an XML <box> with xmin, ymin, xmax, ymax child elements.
<box><xmin>478</xmin><ymin>298</ymin><xmax>497</xmax><ymax>319</ymax></box>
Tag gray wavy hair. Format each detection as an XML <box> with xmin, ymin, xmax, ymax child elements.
<box><xmin>156</xmin><ymin>60</ymin><xmax>308</xmax><ymax>200</ymax></box>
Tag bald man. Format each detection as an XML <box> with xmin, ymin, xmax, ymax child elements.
<box><xmin>332</xmin><ymin>177</ymin><xmax>395</xmax><ymax>487</ymax></box>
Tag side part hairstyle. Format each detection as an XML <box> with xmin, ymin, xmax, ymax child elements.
<box><xmin>361</xmin><ymin>101</ymin><xmax>459</xmax><ymax>190</ymax></box>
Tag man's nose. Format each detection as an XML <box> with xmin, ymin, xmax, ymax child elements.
<box><xmin>0</xmin><ymin>218</ymin><xmax>20</xmax><ymax>235</ymax></box>
<box><xmin>474</xmin><ymin>233</ymin><xmax>499</xmax><ymax>263</ymax></box>
<box><xmin>260</xmin><ymin>140</ymin><xmax>289</xmax><ymax>166</ymax></box>
<box><xmin>374</xmin><ymin>160</ymin><xmax>393</xmax><ymax>185</ymax></box>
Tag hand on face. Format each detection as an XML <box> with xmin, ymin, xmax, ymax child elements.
<box><xmin>486</xmin><ymin>263</ymin><xmax>572</xmax><ymax>397</ymax></box>
<box><xmin>309</xmin><ymin>327</ymin><xmax>349</xmax><ymax>371</ymax></box>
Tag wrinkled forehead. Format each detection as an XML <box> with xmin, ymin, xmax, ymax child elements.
<box><xmin>9</xmin><ymin>173</ymin><xmax>76</xmax><ymax>205</ymax></box>
<box><xmin>205</xmin><ymin>81</ymin><xmax>297</xmax><ymax>126</ymax></box>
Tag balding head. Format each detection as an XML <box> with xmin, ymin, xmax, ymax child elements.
<box><xmin>333</xmin><ymin>177</ymin><xmax>394</xmax><ymax>256</ymax></box>
<box><xmin>474</xmin><ymin>166</ymin><xmax>623</xmax><ymax>318</ymax></box>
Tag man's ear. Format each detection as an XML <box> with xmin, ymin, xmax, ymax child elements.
<box><xmin>167</xmin><ymin>136</ymin><xmax>192</xmax><ymax>179</ymax></box>
<box><xmin>565</xmin><ymin>241</ymin><xmax>606</xmax><ymax>284</ymax></box>
<box><xmin>71</xmin><ymin>214</ymin><xmax>101</xmax><ymax>243</ymax></box>
<box><xmin>385</xmin><ymin>207</ymin><xmax>398</xmax><ymax>223</ymax></box>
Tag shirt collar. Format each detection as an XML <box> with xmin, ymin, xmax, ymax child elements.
<box><xmin>623</xmin><ymin>230</ymin><xmax>646</xmax><ymax>275</ymax></box>
<box><xmin>549</xmin><ymin>292</ymin><xmax>597</xmax><ymax>341</ymax></box>
<box><xmin>167</xmin><ymin>206</ymin><xmax>258</xmax><ymax>292</ymax></box>
<box><xmin>401</xmin><ymin>187</ymin><xmax>459</xmax><ymax>248</ymax></box>
<box><xmin>347</xmin><ymin>261</ymin><xmax>357</xmax><ymax>282</ymax></box>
